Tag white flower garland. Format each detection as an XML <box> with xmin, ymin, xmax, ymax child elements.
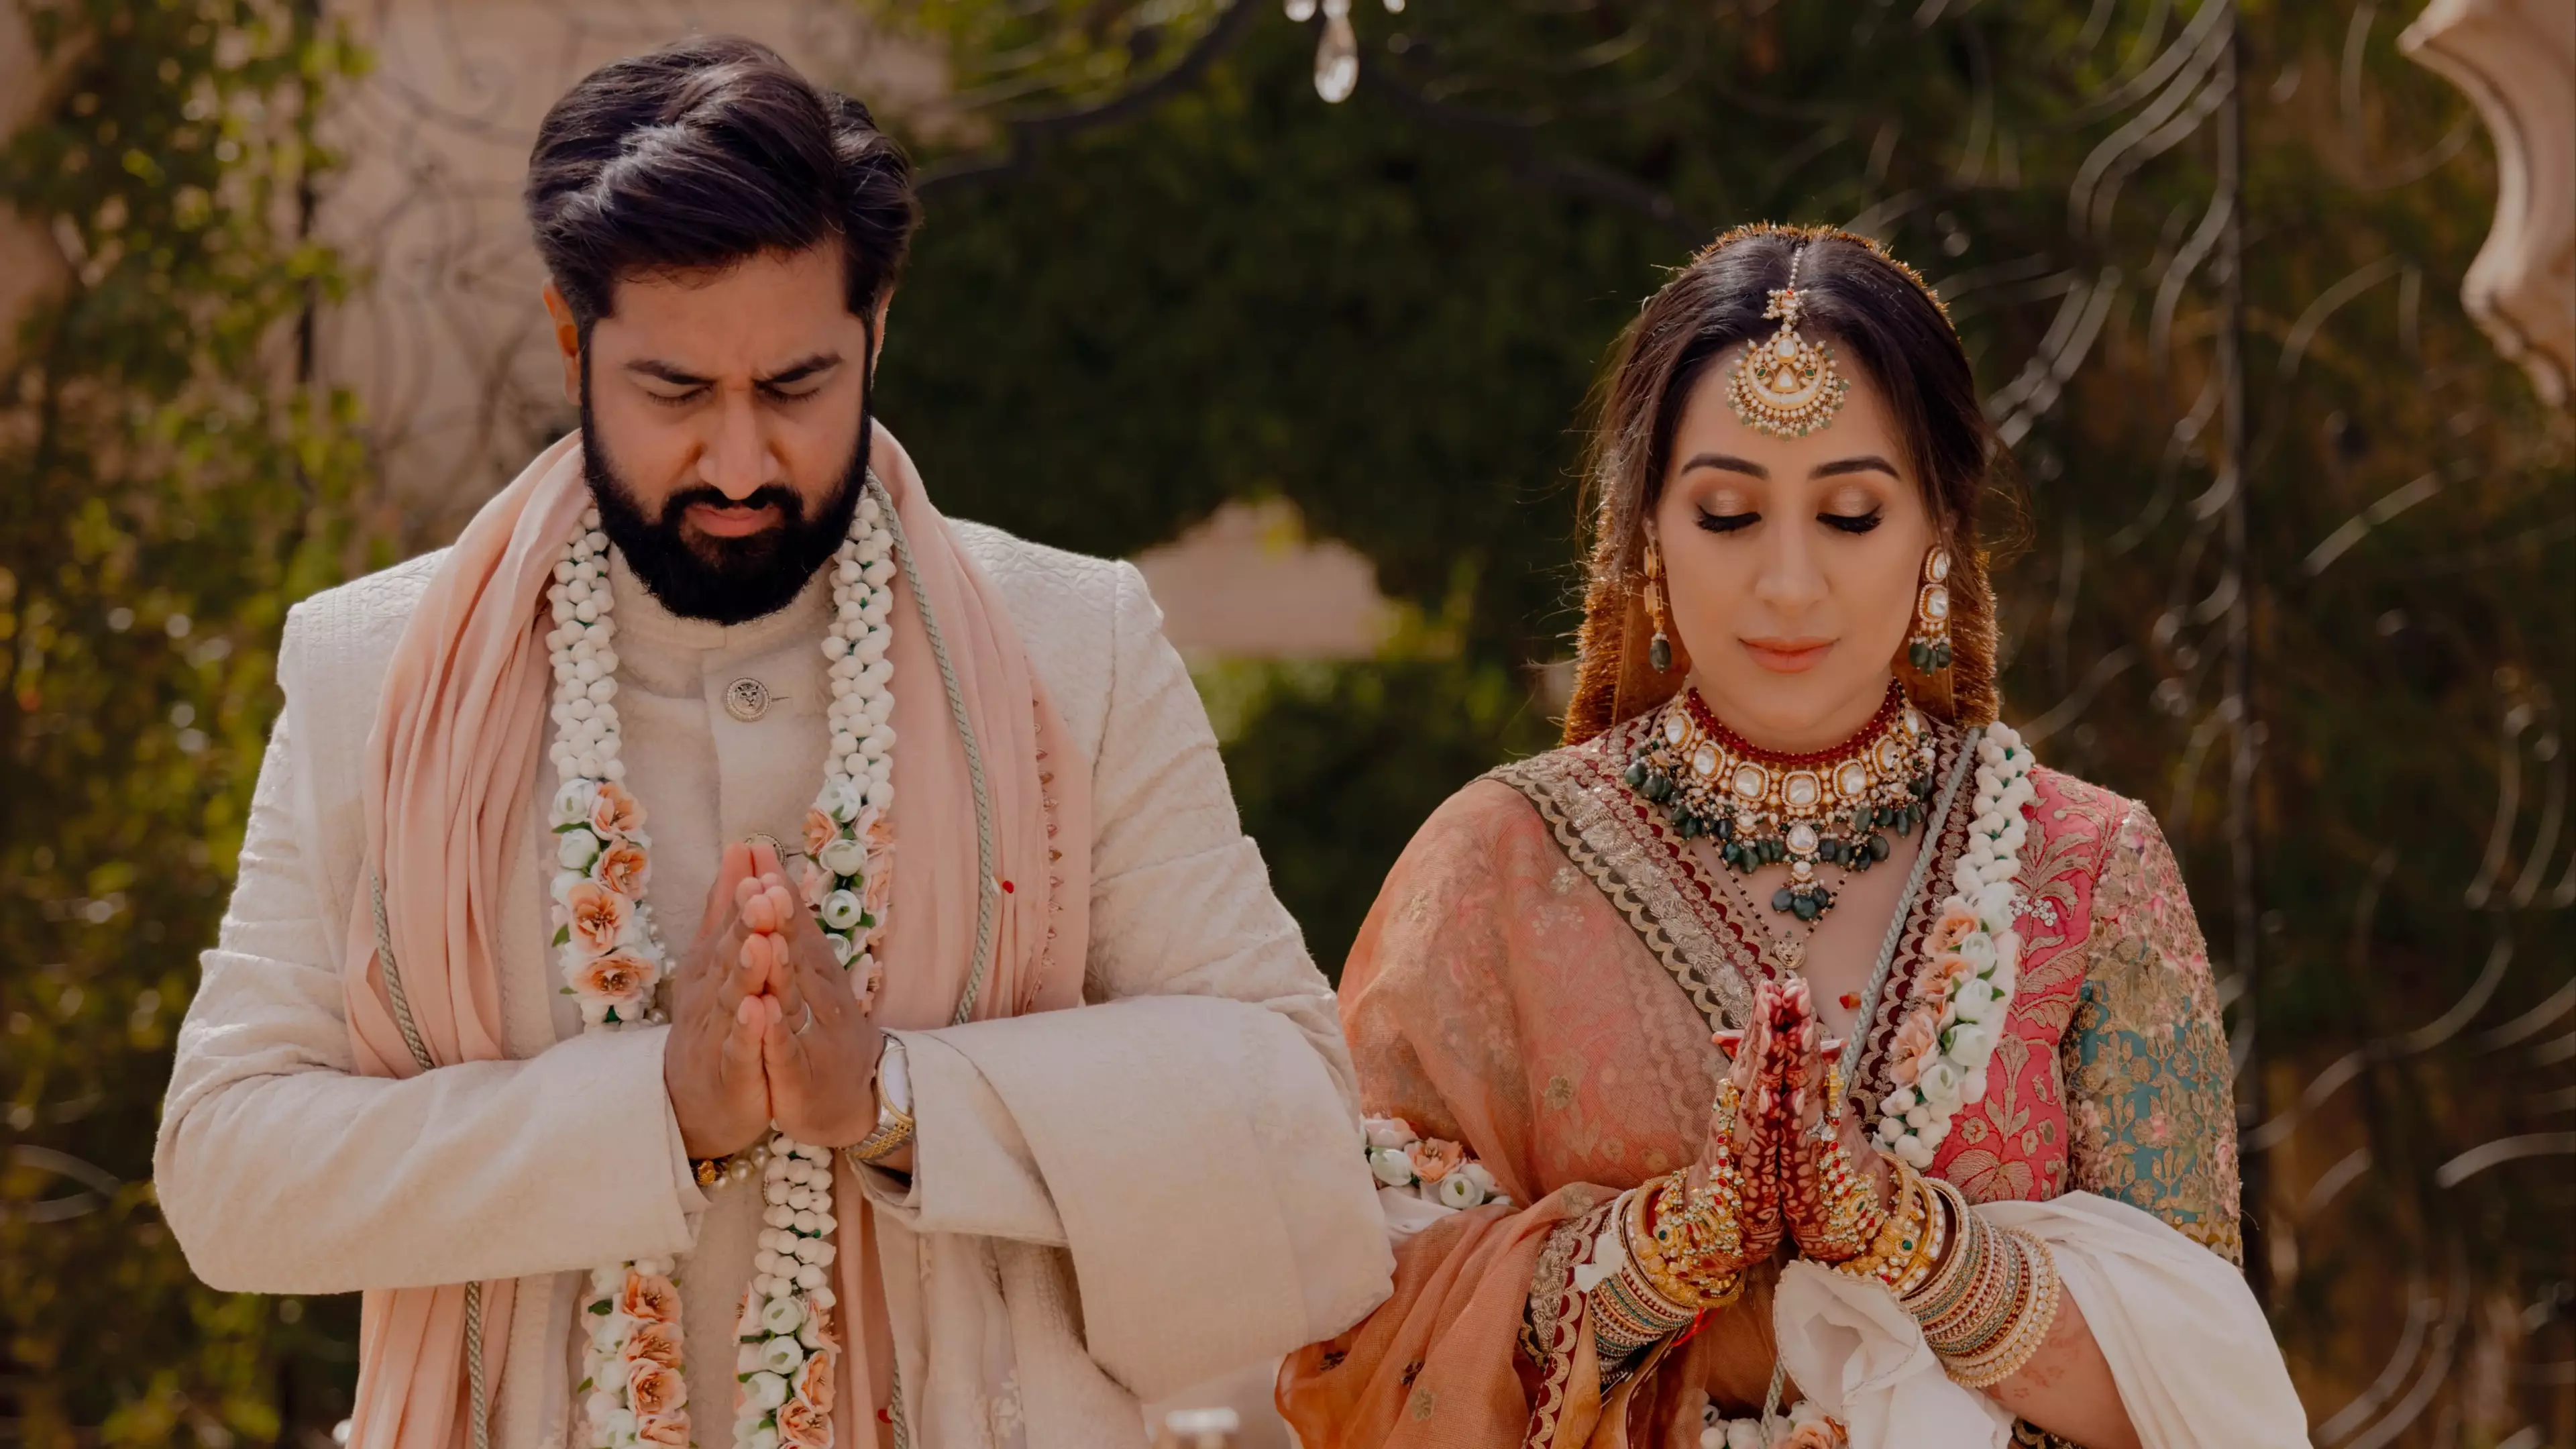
<box><xmin>1360</xmin><ymin>1116</ymin><xmax>1511</xmax><ymax>1214</ymax></box>
<box><xmin>1705</xmin><ymin>1397</ymin><xmax>1845</xmax><ymax>1448</ymax></box>
<box><xmin>1868</xmin><ymin>722</ymin><xmax>2035</xmax><ymax>1169</ymax></box>
<box><xmin>547</xmin><ymin>490</ymin><xmax>901</xmax><ymax>1449</ymax></box>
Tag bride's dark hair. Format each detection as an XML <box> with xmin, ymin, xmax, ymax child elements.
<box><xmin>1563</xmin><ymin>225</ymin><xmax>2004</xmax><ymax>743</ymax></box>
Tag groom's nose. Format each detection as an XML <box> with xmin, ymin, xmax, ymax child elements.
<box><xmin>700</xmin><ymin>389</ymin><xmax>786</xmax><ymax>500</ymax></box>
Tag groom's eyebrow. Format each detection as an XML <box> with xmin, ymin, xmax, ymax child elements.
<box><xmin>757</xmin><ymin>353</ymin><xmax>842</xmax><ymax>387</ymax></box>
<box><xmin>619</xmin><ymin>354</ymin><xmax>843</xmax><ymax>388</ymax></box>
<box><xmin>625</xmin><ymin>359</ymin><xmax>712</xmax><ymax>387</ymax></box>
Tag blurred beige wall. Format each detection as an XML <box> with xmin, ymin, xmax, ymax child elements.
<box><xmin>2402</xmin><ymin>0</ymin><xmax>2576</xmax><ymax>408</ymax></box>
<box><xmin>0</xmin><ymin>5</ymin><xmax>70</xmax><ymax>370</ymax></box>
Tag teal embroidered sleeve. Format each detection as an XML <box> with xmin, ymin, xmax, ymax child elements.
<box><xmin>2060</xmin><ymin>805</ymin><xmax>2245</xmax><ymax>1265</ymax></box>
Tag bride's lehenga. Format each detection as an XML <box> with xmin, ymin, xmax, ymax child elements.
<box><xmin>1279</xmin><ymin>714</ymin><xmax>2241</xmax><ymax>1448</ymax></box>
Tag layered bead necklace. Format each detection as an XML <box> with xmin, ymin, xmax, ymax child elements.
<box><xmin>544</xmin><ymin>488</ymin><xmax>900</xmax><ymax>1449</ymax></box>
<box><xmin>1623</xmin><ymin>682</ymin><xmax>1937</xmax><ymax>921</ymax></box>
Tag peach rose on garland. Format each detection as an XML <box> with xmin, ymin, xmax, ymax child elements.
<box><xmin>794</xmin><ymin>857</ymin><xmax>829</xmax><ymax>910</ymax></box>
<box><xmin>572</xmin><ymin>953</ymin><xmax>656</xmax><ymax>1015</ymax></box>
<box><xmin>859</xmin><ymin>845</ymin><xmax>895</xmax><ymax>932</ymax></box>
<box><xmin>628</xmin><ymin>1363</ymin><xmax>686</xmax><ymax>1419</ymax></box>
<box><xmin>635</xmin><ymin>1415</ymin><xmax>690</xmax><ymax>1448</ymax></box>
<box><xmin>794</xmin><ymin>1350</ymin><xmax>836</xmax><ymax>1414</ymax></box>
<box><xmin>804</xmin><ymin>807</ymin><xmax>839</xmax><ymax>858</ymax></box>
<box><xmin>590</xmin><ymin>781</ymin><xmax>647</xmax><ymax>839</ymax></box>
<box><xmin>1407</xmin><ymin>1138</ymin><xmax>1464</xmax><ymax>1183</ymax></box>
<box><xmin>1782</xmin><ymin>1421</ymin><xmax>1845</xmax><ymax>1449</ymax></box>
<box><xmin>621</xmin><ymin>1320</ymin><xmax>682</xmax><ymax>1371</ymax></box>
<box><xmin>566</xmin><ymin>881</ymin><xmax>632</xmax><ymax>955</ymax></box>
<box><xmin>592</xmin><ymin>840</ymin><xmax>649</xmax><ymax>897</ymax></box>
<box><xmin>619</xmin><ymin>1271</ymin><xmax>681</xmax><ymax>1324</ymax></box>
<box><xmin>1928</xmin><ymin>900</ymin><xmax>1981</xmax><ymax>955</ymax></box>
<box><xmin>1912</xmin><ymin>951</ymin><xmax>1974</xmax><ymax>1010</ymax></box>
<box><xmin>777</xmin><ymin>1398</ymin><xmax>834</xmax><ymax>1448</ymax></box>
<box><xmin>1887</xmin><ymin>1010</ymin><xmax>1939</xmax><ymax>1087</ymax></box>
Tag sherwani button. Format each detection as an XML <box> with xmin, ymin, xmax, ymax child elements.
<box><xmin>724</xmin><ymin>677</ymin><xmax>772</xmax><ymax>721</ymax></box>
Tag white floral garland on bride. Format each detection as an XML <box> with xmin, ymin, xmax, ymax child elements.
<box><xmin>545</xmin><ymin>490</ymin><xmax>901</xmax><ymax>1449</ymax></box>
<box><xmin>1868</xmin><ymin>722</ymin><xmax>2034</xmax><ymax>1170</ymax></box>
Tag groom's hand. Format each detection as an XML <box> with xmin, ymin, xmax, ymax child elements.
<box><xmin>747</xmin><ymin>840</ymin><xmax>884</xmax><ymax>1148</ymax></box>
<box><xmin>663</xmin><ymin>841</ymin><xmax>772</xmax><ymax>1159</ymax></box>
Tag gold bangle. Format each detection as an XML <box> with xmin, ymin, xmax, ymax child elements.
<box><xmin>1629</xmin><ymin>1175</ymin><xmax>1745</xmax><ymax>1309</ymax></box>
<box><xmin>1945</xmin><ymin>1230</ymin><xmax>2063</xmax><ymax>1388</ymax></box>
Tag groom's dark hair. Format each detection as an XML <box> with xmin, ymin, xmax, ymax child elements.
<box><xmin>524</xmin><ymin>36</ymin><xmax>916</xmax><ymax>335</ymax></box>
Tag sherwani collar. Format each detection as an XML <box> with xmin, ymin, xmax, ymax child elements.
<box><xmin>604</xmin><ymin>551</ymin><xmax>834</xmax><ymax>680</ymax></box>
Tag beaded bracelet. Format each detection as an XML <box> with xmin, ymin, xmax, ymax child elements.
<box><xmin>1943</xmin><ymin>1231</ymin><xmax>2062</xmax><ymax>1388</ymax></box>
<box><xmin>1898</xmin><ymin>1180</ymin><xmax>2063</xmax><ymax>1389</ymax></box>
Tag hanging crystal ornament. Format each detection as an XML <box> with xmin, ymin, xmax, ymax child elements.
<box><xmin>1622</xmin><ymin>683</ymin><xmax>1937</xmax><ymax>920</ymax></box>
<box><xmin>1292</xmin><ymin>0</ymin><xmax>1405</xmax><ymax>104</ymax></box>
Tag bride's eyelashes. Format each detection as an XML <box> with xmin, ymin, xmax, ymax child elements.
<box><xmin>1694</xmin><ymin>508</ymin><xmax>1886</xmax><ymax>535</ymax></box>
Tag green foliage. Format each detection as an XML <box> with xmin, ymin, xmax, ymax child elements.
<box><xmin>1207</xmin><ymin>658</ymin><xmax>1556</xmax><ymax>975</ymax></box>
<box><xmin>0</xmin><ymin>0</ymin><xmax>368</xmax><ymax>1441</ymax></box>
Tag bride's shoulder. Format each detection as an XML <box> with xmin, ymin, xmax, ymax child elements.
<box><xmin>1379</xmin><ymin>741</ymin><xmax>1591</xmax><ymax>873</ymax></box>
<box><xmin>2012</xmin><ymin>757</ymin><xmax>2180</xmax><ymax>892</ymax></box>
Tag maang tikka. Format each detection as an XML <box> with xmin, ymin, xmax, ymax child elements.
<box><xmin>1727</xmin><ymin>244</ymin><xmax>1849</xmax><ymax>437</ymax></box>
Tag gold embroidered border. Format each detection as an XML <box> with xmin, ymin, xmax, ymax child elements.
<box><xmin>1852</xmin><ymin>726</ymin><xmax>1974</xmax><ymax>1103</ymax></box>
<box><xmin>1519</xmin><ymin>1190</ymin><xmax>1616</xmax><ymax>1449</ymax></box>
<box><xmin>1486</xmin><ymin>719</ymin><xmax>1760</xmax><ymax>1034</ymax></box>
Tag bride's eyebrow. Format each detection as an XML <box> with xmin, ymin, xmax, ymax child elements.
<box><xmin>1811</xmin><ymin>455</ymin><xmax>1900</xmax><ymax>480</ymax></box>
<box><xmin>1680</xmin><ymin>452</ymin><xmax>1768</xmax><ymax>478</ymax></box>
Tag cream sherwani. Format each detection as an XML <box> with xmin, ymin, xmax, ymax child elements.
<box><xmin>156</xmin><ymin>521</ymin><xmax>1395</xmax><ymax>1447</ymax></box>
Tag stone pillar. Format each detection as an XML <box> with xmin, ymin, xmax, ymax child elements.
<box><xmin>2402</xmin><ymin>0</ymin><xmax>2576</xmax><ymax>407</ymax></box>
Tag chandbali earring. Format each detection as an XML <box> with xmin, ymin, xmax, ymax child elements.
<box><xmin>1907</xmin><ymin>546</ymin><xmax>1954</xmax><ymax>673</ymax></box>
<box><xmin>1644</xmin><ymin>537</ymin><xmax>1675</xmax><ymax>673</ymax></box>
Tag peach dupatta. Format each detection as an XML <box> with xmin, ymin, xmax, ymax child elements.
<box><xmin>338</xmin><ymin>429</ymin><xmax>1092</xmax><ymax>1449</ymax></box>
<box><xmin>1277</xmin><ymin>777</ymin><xmax>1776</xmax><ymax>1448</ymax></box>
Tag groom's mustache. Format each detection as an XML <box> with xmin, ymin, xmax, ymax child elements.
<box><xmin>659</xmin><ymin>484</ymin><xmax>809</xmax><ymax>535</ymax></box>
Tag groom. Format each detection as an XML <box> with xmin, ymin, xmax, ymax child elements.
<box><xmin>156</xmin><ymin>36</ymin><xmax>1388</xmax><ymax>1449</ymax></box>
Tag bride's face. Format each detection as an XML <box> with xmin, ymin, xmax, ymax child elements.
<box><xmin>1650</xmin><ymin>349</ymin><xmax>1939</xmax><ymax>753</ymax></box>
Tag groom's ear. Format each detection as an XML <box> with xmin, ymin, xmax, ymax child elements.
<box><xmin>869</xmin><ymin>289</ymin><xmax>893</xmax><ymax>368</ymax></box>
<box><xmin>543</xmin><ymin>281</ymin><xmax>583</xmax><ymax>407</ymax></box>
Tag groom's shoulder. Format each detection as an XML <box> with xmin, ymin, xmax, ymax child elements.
<box><xmin>949</xmin><ymin>518</ymin><xmax>1150</xmax><ymax>655</ymax></box>
<box><xmin>949</xmin><ymin>518</ymin><xmax>1133</xmax><ymax>608</ymax></box>
<box><xmin>277</xmin><ymin>548</ymin><xmax>449</xmax><ymax>688</ymax></box>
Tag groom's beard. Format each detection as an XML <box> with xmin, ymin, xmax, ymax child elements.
<box><xmin>581</xmin><ymin>388</ymin><xmax>866</xmax><ymax>627</ymax></box>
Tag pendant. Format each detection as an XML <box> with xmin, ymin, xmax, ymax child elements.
<box><xmin>1623</xmin><ymin>682</ymin><xmax>1937</xmax><ymax>919</ymax></box>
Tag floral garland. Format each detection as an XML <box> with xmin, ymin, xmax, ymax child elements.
<box><xmin>1705</xmin><ymin>1399</ymin><xmax>1847</xmax><ymax>1449</ymax></box>
<box><xmin>547</xmin><ymin>489</ymin><xmax>900</xmax><ymax>1449</ymax></box>
<box><xmin>1867</xmin><ymin>723</ymin><xmax>2035</xmax><ymax>1170</ymax></box>
<box><xmin>1361</xmin><ymin>1116</ymin><xmax>1510</xmax><ymax>1213</ymax></box>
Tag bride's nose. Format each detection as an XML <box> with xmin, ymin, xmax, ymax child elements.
<box><xmin>1748</xmin><ymin>516</ymin><xmax>1827</xmax><ymax>616</ymax></box>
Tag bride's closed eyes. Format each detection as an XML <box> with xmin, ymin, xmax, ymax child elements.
<box><xmin>1692</xmin><ymin>502</ymin><xmax>1888</xmax><ymax>535</ymax></box>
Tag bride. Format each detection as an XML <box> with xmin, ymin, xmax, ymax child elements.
<box><xmin>1279</xmin><ymin>225</ymin><xmax>2306</xmax><ymax>1448</ymax></box>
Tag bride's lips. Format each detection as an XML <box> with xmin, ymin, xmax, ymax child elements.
<box><xmin>1741</xmin><ymin>637</ymin><xmax>1834</xmax><ymax>673</ymax></box>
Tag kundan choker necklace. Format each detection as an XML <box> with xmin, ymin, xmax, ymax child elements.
<box><xmin>1623</xmin><ymin>682</ymin><xmax>1937</xmax><ymax>920</ymax></box>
